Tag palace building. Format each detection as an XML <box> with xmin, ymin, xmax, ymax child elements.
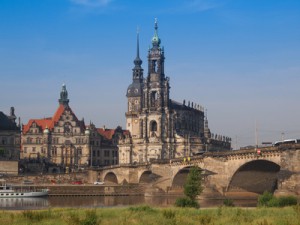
<box><xmin>118</xmin><ymin>20</ymin><xmax>231</xmax><ymax>164</ymax></box>
<box><xmin>21</xmin><ymin>84</ymin><xmax>124</xmax><ymax>172</ymax></box>
<box><xmin>0</xmin><ymin>107</ymin><xmax>21</xmax><ymax>161</ymax></box>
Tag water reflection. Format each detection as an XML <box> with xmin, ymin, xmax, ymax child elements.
<box><xmin>0</xmin><ymin>196</ymin><xmax>258</xmax><ymax>210</ymax></box>
<box><xmin>0</xmin><ymin>197</ymin><xmax>49</xmax><ymax>210</ymax></box>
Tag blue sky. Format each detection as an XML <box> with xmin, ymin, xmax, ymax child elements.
<box><xmin>1</xmin><ymin>0</ymin><xmax>299</xmax><ymax>148</ymax></box>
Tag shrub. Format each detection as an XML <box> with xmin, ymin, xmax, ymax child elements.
<box><xmin>258</xmin><ymin>191</ymin><xmax>298</xmax><ymax>207</ymax></box>
<box><xmin>81</xmin><ymin>210</ymin><xmax>99</xmax><ymax>225</ymax></box>
<box><xmin>175</xmin><ymin>197</ymin><xmax>199</xmax><ymax>208</ymax></box>
<box><xmin>274</xmin><ymin>196</ymin><xmax>297</xmax><ymax>207</ymax></box>
<box><xmin>258</xmin><ymin>191</ymin><xmax>274</xmax><ymax>207</ymax></box>
<box><xmin>128</xmin><ymin>205</ymin><xmax>156</xmax><ymax>213</ymax></box>
<box><xmin>223</xmin><ymin>198</ymin><xmax>234</xmax><ymax>207</ymax></box>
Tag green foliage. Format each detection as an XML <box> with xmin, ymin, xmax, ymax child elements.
<box><xmin>258</xmin><ymin>191</ymin><xmax>298</xmax><ymax>207</ymax></box>
<box><xmin>81</xmin><ymin>210</ymin><xmax>100</xmax><ymax>225</ymax></box>
<box><xmin>2</xmin><ymin>207</ymin><xmax>300</xmax><ymax>225</ymax></box>
<box><xmin>258</xmin><ymin>191</ymin><xmax>274</xmax><ymax>207</ymax></box>
<box><xmin>175</xmin><ymin>197</ymin><xmax>199</xmax><ymax>208</ymax></box>
<box><xmin>184</xmin><ymin>166</ymin><xmax>203</xmax><ymax>201</ymax></box>
<box><xmin>223</xmin><ymin>198</ymin><xmax>235</xmax><ymax>207</ymax></box>
<box><xmin>128</xmin><ymin>205</ymin><xmax>156</xmax><ymax>213</ymax></box>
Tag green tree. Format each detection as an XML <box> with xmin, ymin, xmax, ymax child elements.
<box><xmin>184</xmin><ymin>166</ymin><xmax>203</xmax><ymax>201</ymax></box>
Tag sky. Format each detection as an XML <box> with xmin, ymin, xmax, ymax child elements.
<box><xmin>0</xmin><ymin>0</ymin><xmax>300</xmax><ymax>149</ymax></box>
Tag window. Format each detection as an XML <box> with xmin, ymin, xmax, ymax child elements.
<box><xmin>151</xmin><ymin>91</ymin><xmax>157</xmax><ymax>107</ymax></box>
<box><xmin>2</xmin><ymin>138</ymin><xmax>7</xmax><ymax>145</ymax></box>
<box><xmin>104</xmin><ymin>150</ymin><xmax>109</xmax><ymax>157</ymax></box>
<box><xmin>24</xmin><ymin>147</ymin><xmax>27</xmax><ymax>153</ymax></box>
<box><xmin>150</xmin><ymin>121</ymin><xmax>157</xmax><ymax>132</ymax></box>
<box><xmin>93</xmin><ymin>150</ymin><xmax>96</xmax><ymax>157</ymax></box>
<box><xmin>32</xmin><ymin>147</ymin><xmax>36</xmax><ymax>152</ymax></box>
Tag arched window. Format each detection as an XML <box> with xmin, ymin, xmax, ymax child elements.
<box><xmin>150</xmin><ymin>121</ymin><xmax>157</xmax><ymax>132</ymax></box>
<box><xmin>151</xmin><ymin>91</ymin><xmax>157</xmax><ymax>107</ymax></box>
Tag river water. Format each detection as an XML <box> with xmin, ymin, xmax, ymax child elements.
<box><xmin>0</xmin><ymin>196</ymin><xmax>258</xmax><ymax>210</ymax></box>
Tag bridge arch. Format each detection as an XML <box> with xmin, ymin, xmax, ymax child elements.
<box><xmin>171</xmin><ymin>166</ymin><xmax>193</xmax><ymax>188</ymax></box>
<box><xmin>103</xmin><ymin>172</ymin><xmax>118</xmax><ymax>184</ymax></box>
<box><xmin>139</xmin><ymin>170</ymin><xmax>153</xmax><ymax>183</ymax></box>
<box><xmin>228</xmin><ymin>159</ymin><xmax>280</xmax><ymax>194</ymax></box>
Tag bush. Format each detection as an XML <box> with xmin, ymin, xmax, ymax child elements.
<box><xmin>128</xmin><ymin>205</ymin><xmax>156</xmax><ymax>213</ymax></box>
<box><xmin>272</xmin><ymin>196</ymin><xmax>297</xmax><ymax>207</ymax></box>
<box><xmin>175</xmin><ymin>197</ymin><xmax>199</xmax><ymax>208</ymax></box>
<box><xmin>258</xmin><ymin>191</ymin><xmax>273</xmax><ymax>207</ymax></box>
<box><xmin>81</xmin><ymin>210</ymin><xmax>99</xmax><ymax>225</ymax></box>
<box><xmin>223</xmin><ymin>198</ymin><xmax>234</xmax><ymax>207</ymax></box>
<box><xmin>258</xmin><ymin>191</ymin><xmax>298</xmax><ymax>207</ymax></box>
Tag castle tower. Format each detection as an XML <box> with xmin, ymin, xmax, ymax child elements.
<box><xmin>59</xmin><ymin>84</ymin><xmax>69</xmax><ymax>106</ymax></box>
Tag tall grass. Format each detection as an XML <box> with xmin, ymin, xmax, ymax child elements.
<box><xmin>0</xmin><ymin>205</ymin><xmax>300</xmax><ymax>225</ymax></box>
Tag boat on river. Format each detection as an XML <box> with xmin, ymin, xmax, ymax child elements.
<box><xmin>0</xmin><ymin>179</ymin><xmax>48</xmax><ymax>198</ymax></box>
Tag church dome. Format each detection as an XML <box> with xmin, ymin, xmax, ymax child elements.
<box><xmin>43</xmin><ymin>127</ymin><xmax>49</xmax><ymax>134</ymax></box>
<box><xmin>127</xmin><ymin>82</ymin><xmax>142</xmax><ymax>97</ymax></box>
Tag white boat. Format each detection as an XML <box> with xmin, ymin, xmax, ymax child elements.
<box><xmin>0</xmin><ymin>179</ymin><xmax>48</xmax><ymax>198</ymax></box>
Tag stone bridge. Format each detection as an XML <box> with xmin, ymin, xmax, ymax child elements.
<box><xmin>88</xmin><ymin>145</ymin><xmax>300</xmax><ymax>197</ymax></box>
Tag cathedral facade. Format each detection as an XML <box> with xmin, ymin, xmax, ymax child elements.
<box><xmin>118</xmin><ymin>20</ymin><xmax>231</xmax><ymax>164</ymax></box>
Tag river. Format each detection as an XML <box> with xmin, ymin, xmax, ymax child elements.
<box><xmin>0</xmin><ymin>195</ymin><xmax>258</xmax><ymax>210</ymax></box>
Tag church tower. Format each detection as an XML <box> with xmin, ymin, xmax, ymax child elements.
<box><xmin>126</xmin><ymin>31</ymin><xmax>144</xmax><ymax>138</ymax></box>
<box><xmin>119</xmin><ymin>19</ymin><xmax>231</xmax><ymax>165</ymax></box>
<box><xmin>143</xmin><ymin>19</ymin><xmax>170</xmax><ymax>141</ymax></box>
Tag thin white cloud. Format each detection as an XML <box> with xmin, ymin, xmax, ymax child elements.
<box><xmin>70</xmin><ymin>0</ymin><xmax>113</xmax><ymax>7</ymax></box>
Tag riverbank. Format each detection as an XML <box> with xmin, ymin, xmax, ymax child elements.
<box><xmin>0</xmin><ymin>205</ymin><xmax>299</xmax><ymax>225</ymax></box>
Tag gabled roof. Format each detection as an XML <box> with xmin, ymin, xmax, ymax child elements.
<box><xmin>97</xmin><ymin>128</ymin><xmax>115</xmax><ymax>140</ymax></box>
<box><xmin>22</xmin><ymin>104</ymin><xmax>85</xmax><ymax>134</ymax></box>
<box><xmin>22</xmin><ymin>118</ymin><xmax>52</xmax><ymax>134</ymax></box>
<box><xmin>97</xmin><ymin>127</ymin><xmax>129</xmax><ymax>140</ymax></box>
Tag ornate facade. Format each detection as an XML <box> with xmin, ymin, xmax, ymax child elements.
<box><xmin>21</xmin><ymin>85</ymin><xmax>123</xmax><ymax>172</ymax></box>
<box><xmin>0</xmin><ymin>107</ymin><xmax>20</xmax><ymax>160</ymax></box>
<box><xmin>118</xmin><ymin>20</ymin><xmax>231</xmax><ymax>164</ymax></box>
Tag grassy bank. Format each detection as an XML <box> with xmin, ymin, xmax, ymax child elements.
<box><xmin>0</xmin><ymin>205</ymin><xmax>300</xmax><ymax>225</ymax></box>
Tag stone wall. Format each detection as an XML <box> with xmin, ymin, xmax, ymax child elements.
<box><xmin>0</xmin><ymin>160</ymin><xmax>18</xmax><ymax>175</ymax></box>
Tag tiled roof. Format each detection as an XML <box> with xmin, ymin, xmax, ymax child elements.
<box><xmin>22</xmin><ymin>118</ymin><xmax>52</xmax><ymax>134</ymax></box>
<box><xmin>97</xmin><ymin>128</ymin><xmax>115</xmax><ymax>140</ymax></box>
<box><xmin>22</xmin><ymin>104</ymin><xmax>84</xmax><ymax>134</ymax></box>
<box><xmin>97</xmin><ymin>127</ymin><xmax>129</xmax><ymax>140</ymax></box>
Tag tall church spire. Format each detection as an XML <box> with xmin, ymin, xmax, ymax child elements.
<box><xmin>132</xmin><ymin>28</ymin><xmax>143</xmax><ymax>81</ymax></box>
<box><xmin>133</xmin><ymin>28</ymin><xmax>142</xmax><ymax>69</ymax></box>
<box><xmin>59</xmin><ymin>83</ymin><xmax>69</xmax><ymax>106</ymax></box>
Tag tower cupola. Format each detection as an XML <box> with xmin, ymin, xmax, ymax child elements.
<box><xmin>151</xmin><ymin>18</ymin><xmax>161</xmax><ymax>48</ymax></box>
<box><xmin>59</xmin><ymin>84</ymin><xmax>69</xmax><ymax>106</ymax></box>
